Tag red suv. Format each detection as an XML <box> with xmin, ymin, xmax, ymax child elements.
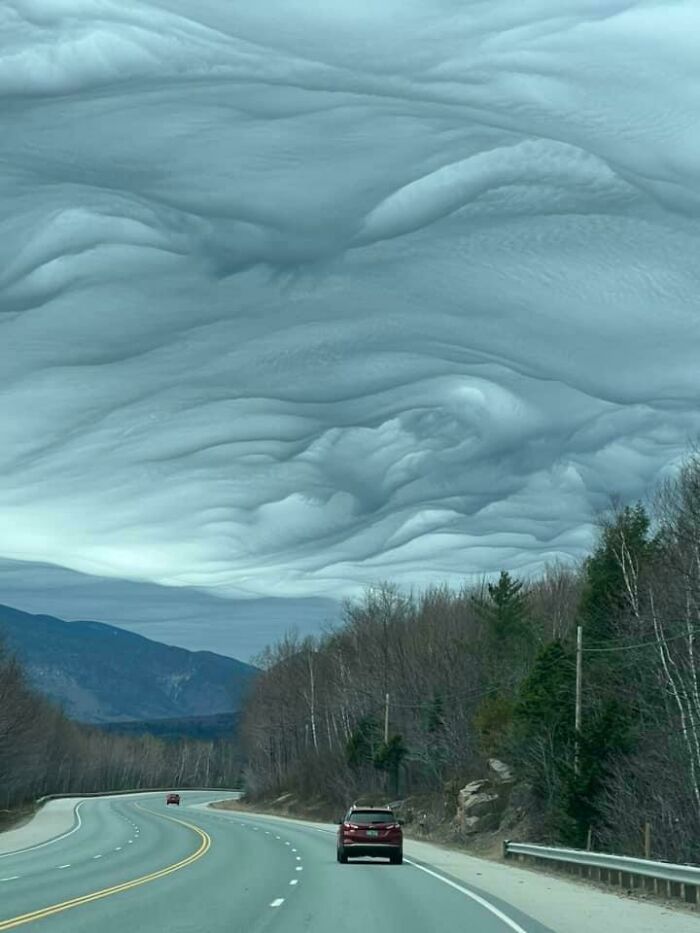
<box><xmin>166</xmin><ymin>793</ymin><xmax>181</xmax><ymax>806</ymax></box>
<box><xmin>337</xmin><ymin>806</ymin><xmax>403</xmax><ymax>864</ymax></box>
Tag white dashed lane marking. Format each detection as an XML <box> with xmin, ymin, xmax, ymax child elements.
<box><xmin>289</xmin><ymin>879</ymin><xmax>299</xmax><ymax>886</ymax></box>
<box><xmin>1</xmin><ymin>876</ymin><xmax>19</xmax><ymax>882</ymax></box>
<box><xmin>93</xmin><ymin>855</ymin><xmax>102</xmax><ymax>860</ymax></box>
<box><xmin>58</xmin><ymin>865</ymin><xmax>71</xmax><ymax>870</ymax></box>
<box><xmin>295</xmin><ymin>866</ymin><xmax>303</xmax><ymax>872</ymax></box>
<box><xmin>270</xmin><ymin>899</ymin><xmax>285</xmax><ymax>908</ymax></box>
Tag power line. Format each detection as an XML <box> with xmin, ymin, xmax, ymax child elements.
<box><xmin>582</xmin><ymin>625</ymin><xmax>700</xmax><ymax>653</ymax></box>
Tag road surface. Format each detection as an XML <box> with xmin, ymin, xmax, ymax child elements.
<box><xmin>0</xmin><ymin>793</ymin><xmax>695</xmax><ymax>932</ymax></box>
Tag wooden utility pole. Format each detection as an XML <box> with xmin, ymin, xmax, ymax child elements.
<box><xmin>575</xmin><ymin>625</ymin><xmax>583</xmax><ymax>775</ymax></box>
<box><xmin>384</xmin><ymin>692</ymin><xmax>390</xmax><ymax>744</ymax></box>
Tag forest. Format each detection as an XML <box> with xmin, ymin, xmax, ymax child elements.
<box><xmin>0</xmin><ymin>646</ymin><xmax>241</xmax><ymax>823</ymax></box>
<box><xmin>241</xmin><ymin>450</ymin><xmax>700</xmax><ymax>864</ymax></box>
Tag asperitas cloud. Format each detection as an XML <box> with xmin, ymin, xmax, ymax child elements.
<box><xmin>2</xmin><ymin>1</ymin><xmax>699</xmax><ymax>619</ymax></box>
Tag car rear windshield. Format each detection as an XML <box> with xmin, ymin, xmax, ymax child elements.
<box><xmin>348</xmin><ymin>811</ymin><xmax>394</xmax><ymax>824</ymax></box>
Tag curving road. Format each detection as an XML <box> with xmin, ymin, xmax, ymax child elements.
<box><xmin>0</xmin><ymin>793</ymin><xmax>695</xmax><ymax>933</ymax></box>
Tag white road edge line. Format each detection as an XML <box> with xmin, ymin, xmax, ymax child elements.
<box><xmin>405</xmin><ymin>860</ymin><xmax>529</xmax><ymax>933</ymax></box>
<box><xmin>227</xmin><ymin>814</ymin><xmax>526</xmax><ymax>933</ymax></box>
<box><xmin>1</xmin><ymin>876</ymin><xmax>20</xmax><ymax>881</ymax></box>
<box><xmin>270</xmin><ymin>898</ymin><xmax>285</xmax><ymax>908</ymax></box>
<box><xmin>0</xmin><ymin>800</ymin><xmax>85</xmax><ymax>860</ymax></box>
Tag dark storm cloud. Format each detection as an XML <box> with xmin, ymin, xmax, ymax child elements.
<box><xmin>1</xmin><ymin>1</ymin><xmax>699</xmax><ymax>611</ymax></box>
<box><xmin>0</xmin><ymin>559</ymin><xmax>337</xmax><ymax>660</ymax></box>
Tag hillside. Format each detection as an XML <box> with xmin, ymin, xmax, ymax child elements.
<box><xmin>0</xmin><ymin>603</ymin><xmax>258</xmax><ymax>723</ymax></box>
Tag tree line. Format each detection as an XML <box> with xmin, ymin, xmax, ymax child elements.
<box><xmin>0</xmin><ymin>645</ymin><xmax>242</xmax><ymax>822</ymax></box>
<box><xmin>241</xmin><ymin>449</ymin><xmax>700</xmax><ymax>863</ymax></box>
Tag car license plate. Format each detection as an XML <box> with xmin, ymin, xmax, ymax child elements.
<box><xmin>367</xmin><ymin>830</ymin><xmax>378</xmax><ymax>837</ymax></box>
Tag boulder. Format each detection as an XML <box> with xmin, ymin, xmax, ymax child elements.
<box><xmin>461</xmin><ymin>816</ymin><xmax>481</xmax><ymax>833</ymax></box>
<box><xmin>488</xmin><ymin>759</ymin><xmax>515</xmax><ymax>784</ymax></box>
<box><xmin>452</xmin><ymin>768</ymin><xmax>528</xmax><ymax>840</ymax></box>
<box><xmin>460</xmin><ymin>812</ymin><xmax>500</xmax><ymax>835</ymax></box>
<box><xmin>456</xmin><ymin>777</ymin><xmax>503</xmax><ymax>835</ymax></box>
<box><xmin>458</xmin><ymin>779</ymin><xmax>489</xmax><ymax>800</ymax></box>
<box><xmin>461</xmin><ymin>791</ymin><xmax>500</xmax><ymax>817</ymax></box>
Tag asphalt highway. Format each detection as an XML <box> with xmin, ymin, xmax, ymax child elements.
<box><xmin>0</xmin><ymin>791</ymin><xmax>564</xmax><ymax>932</ymax></box>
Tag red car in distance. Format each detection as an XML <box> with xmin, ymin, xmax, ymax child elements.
<box><xmin>337</xmin><ymin>806</ymin><xmax>403</xmax><ymax>864</ymax></box>
<box><xmin>166</xmin><ymin>793</ymin><xmax>181</xmax><ymax>806</ymax></box>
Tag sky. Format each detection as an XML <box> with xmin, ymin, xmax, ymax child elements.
<box><xmin>1</xmin><ymin>1</ymin><xmax>699</xmax><ymax>659</ymax></box>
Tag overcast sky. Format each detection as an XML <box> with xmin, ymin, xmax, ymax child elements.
<box><xmin>1</xmin><ymin>1</ymin><xmax>699</xmax><ymax>659</ymax></box>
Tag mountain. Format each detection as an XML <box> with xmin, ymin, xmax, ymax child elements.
<box><xmin>0</xmin><ymin>603</ymin><xmax>258</xmax><ymax>723</ymax></box>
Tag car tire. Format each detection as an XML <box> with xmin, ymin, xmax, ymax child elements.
<box><xmin>390</xmin><ymin>852</ymin><xmax>403</xmax><ymax>865</ymax></box>
<box><xmin>337</xmin><ymin>848</ymin><xmax>348</xmax><ymax>864</ymax></box>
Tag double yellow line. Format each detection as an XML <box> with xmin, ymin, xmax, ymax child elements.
<box><xmin>0</xmin><ymin>805</ymin><xmax>211</xmax><ymax>931</ymax></box>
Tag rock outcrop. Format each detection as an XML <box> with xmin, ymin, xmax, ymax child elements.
<box><xmin>488</xmin><ymin>758</ymin><xmax>515</xmax><ymax>784</ymax></box>
<box><xmin>455</xmin><ymin>762</ymin><xmax>517</xmax><ymax>835</ymax></box>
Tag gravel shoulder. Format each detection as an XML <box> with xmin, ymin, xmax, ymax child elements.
<box><xmin>211</xmin><ymin>799</ymin><xmax>699</xmax><ymax>933</ymax></box>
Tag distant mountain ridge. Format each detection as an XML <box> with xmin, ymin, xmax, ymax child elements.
<box><xmin>99</xmin><ymin>712</ymin><xmax>240</xmax><ymax>741</ymax></box>
<box><xmin>0</xmin><ymin>603</ymin><xmax>258</xmax><ymax>723</ymax></box>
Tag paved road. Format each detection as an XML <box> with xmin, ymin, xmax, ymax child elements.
<box><xmin>0</xmin><ymin>792</ymin><xmax>551</xmax><ymax>933</ymax></box>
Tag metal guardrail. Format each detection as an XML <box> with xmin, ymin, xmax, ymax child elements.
<box><xmin>504</xmin><ymin>840</ymin><xmax>700</xmax><ymax>907</ymax></box>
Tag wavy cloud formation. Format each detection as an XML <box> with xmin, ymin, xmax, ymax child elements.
<box><xmin>1</xmin><ymin>1</ymin><xmax>699</xmax><ymax>603</ymax></box>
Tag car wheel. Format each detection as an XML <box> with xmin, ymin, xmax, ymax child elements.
<box><xmin>337</xmin><ymin>848</ymin><xmax>348</xmax><ymax>864</ymax></box>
